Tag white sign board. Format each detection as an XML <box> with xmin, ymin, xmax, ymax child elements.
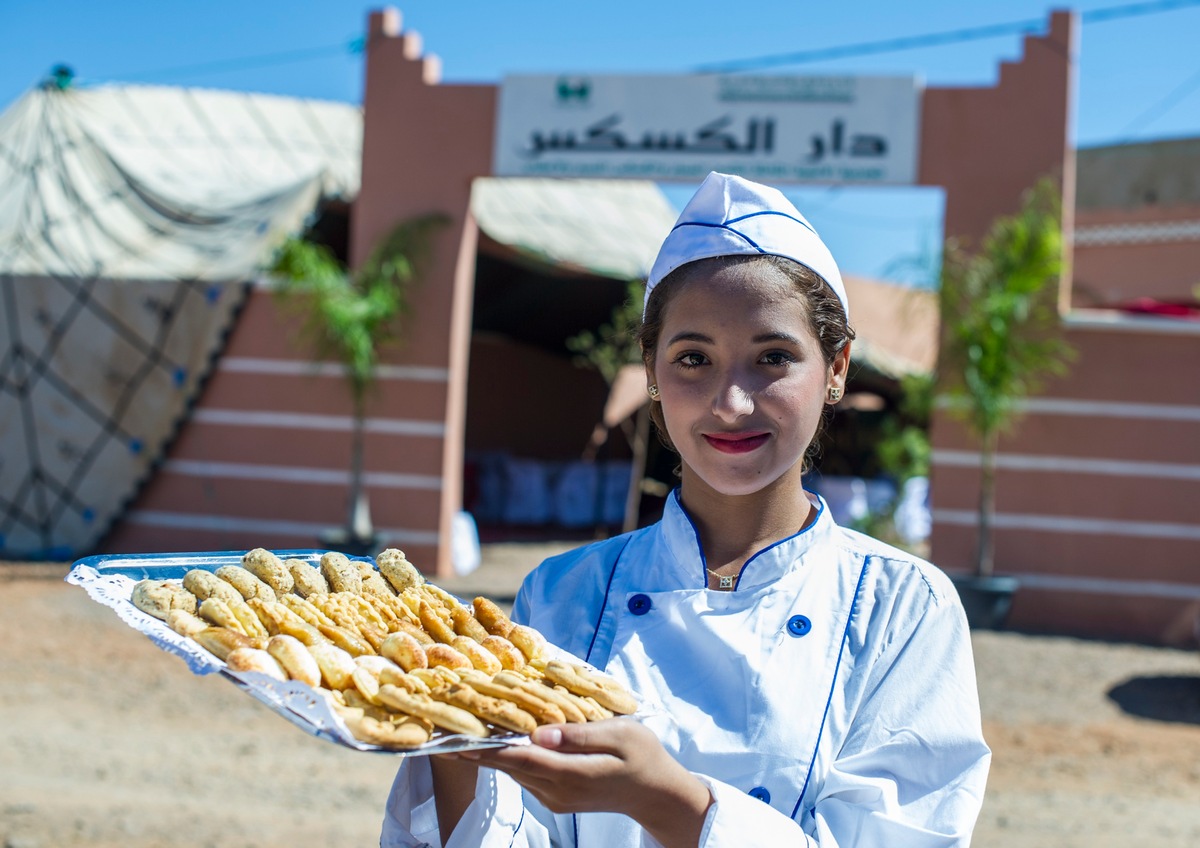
<box><xmin>494</xmin><ymin>74</ymin><xmax>922</xmax><ymax>185</ymax></box>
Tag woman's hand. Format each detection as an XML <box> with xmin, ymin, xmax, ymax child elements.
<box><xmin>459</xmin><ymin>718</ymin><xmax>712</xmax><ymax>848</ymax></box>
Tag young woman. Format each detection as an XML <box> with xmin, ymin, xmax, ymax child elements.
<box><xmin>381</xmin><ymin>172</ymin><xmax>990</xmax><ymax>847</ymax></box>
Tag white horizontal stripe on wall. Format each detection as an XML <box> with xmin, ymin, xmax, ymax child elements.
<box><xmin>933</xmin><ymin>509</ymin><xmax>1200</xmax><ymax>541</ymax></box>
<box><xmin>192</xmin><ymin>408</ymin><xmax>446</xmax><ymax>437</ymax></box>
<box><xmin>1021</xmin><ymin>397</ymin><xmax>1200</xmax><ymax>421</ymax></box>
<box><xmin>125</xmin><ymin>510</ymin><xmax>441</xmax><ymax>546</ymax></box>
<box><xmin>219</xmin><ymin>356</ymin><xmax>449</xmax><ymax>382</ymax></box>
<box><xmin>1073</xmin><ymin>218</ymin><xmax>1200</xmax><ymax>245</ymax></box>
<box><xmin>165</xmin><ymin>460</ymin><xmax>443</xmax><ymax>491</ymax></box>
<box><xmin>1064</xmin><ymin>310</ymin><xmax>1200</xmax><ymax>336</ymax></box>
<box><xmin>938</xmin><ymin>395</ymin><xmax>1200</xmax><ymax>422</ymax></box>
<box><xmin>1005</xmin><ymin>572</ymin><xmax>1200</xmax><ymax>601</ymax></box>
<box><xmin>933</xmin><ymin>449</ymin><xmax>1200</xmax><ymax>481</ymax></box>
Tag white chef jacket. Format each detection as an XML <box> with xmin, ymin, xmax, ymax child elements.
<box><xmin>381</xmin><ymin>491</ymin><xmax>991</xmax><ymax>847</ymax></box>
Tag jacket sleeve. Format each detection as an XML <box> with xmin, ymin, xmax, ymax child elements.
<box><xmin>380</xmin><ymin>756</ymin><xmax>559</xmax><ymax>848</ymax></box>
<box><xmin>696</xmin><ymin>579</ymin><xmax>990</xmax><ymax>847</ymax></box>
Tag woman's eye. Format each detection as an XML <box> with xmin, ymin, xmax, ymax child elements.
<box><xmin>761</xmin><ymin>351</ymin><xmax>794</xmax><ymax>366</ymax></box>
<box><xmin>674</xmin><ymin>352</ymin><xmax>707</xmax><ymax>369</ymax></box>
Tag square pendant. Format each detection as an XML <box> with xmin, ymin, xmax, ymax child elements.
<box><xmin>719</xmin><ymin>575</ymin><xmax>734</xmax><ymax>589</ymax></box>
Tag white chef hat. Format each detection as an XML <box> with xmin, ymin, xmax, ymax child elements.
<box><xmin>645</xmin><ymin>172</ymin><xmax>849</xmax><ymax>320</ymax></box>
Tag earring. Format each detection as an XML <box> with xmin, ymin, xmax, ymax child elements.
<box><xmin>827</xmin><ymin>386</ymin><xmax>842</xmax><ymax>403</ymax></box>
<box><xmin>647</xmin><ymin>384</ymin><xmax>660</xmax><ymax>401</ymax></box>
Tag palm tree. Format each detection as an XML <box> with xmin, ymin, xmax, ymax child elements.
<box><xmin>269</xmin><ymin>213</ymin><xmax>448</xmax><ymax>553</ymax></box>
<box><xmin>937</xmin><ymin>178</ymin><xmax>1074</xmax><ymax>578</ymax></box>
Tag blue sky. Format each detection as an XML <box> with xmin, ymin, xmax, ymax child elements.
<box><xmin>3</xmin><ymin>0</ymin><xmax>1198</xmax><ymax>285</ymax></box>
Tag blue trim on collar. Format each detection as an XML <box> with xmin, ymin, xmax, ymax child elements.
<box><xmin>584</xmin><ymin>535</ymin><xmax>633</xmax><ymax>666</ymax></box>
<box><xmin>507</xmin><ymin>803</ymin><xmax>525</xmax><ymax>847</ymax></box>
<box><xmin>671</xmin><ymin>489</ymin><xmax>827</xmax><ymax>591</ymax></box>
<box><xmin>733</xmin><ymin>496</ymin><xmax>825</xmax><ymax>590</ymax></box>
<box><xmin>791</xmin><ymin>553</ymin><xmax>873</xmax><ymax>820</ymax></box>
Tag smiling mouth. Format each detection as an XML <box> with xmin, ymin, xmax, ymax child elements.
<box><xmin>703</xmin><ymin>432</ymin><xmax>770</xmax><ymax>454</ymax></box>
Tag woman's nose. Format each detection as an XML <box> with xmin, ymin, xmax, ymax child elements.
<box><xmin>711</xmin><ymin>372</ymin><xmax>754</xmax><ymax>421</ymax></box>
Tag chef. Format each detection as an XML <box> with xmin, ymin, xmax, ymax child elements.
<box><xmin>381</xmin><ymin>172</ymin><xmax>991</xmax><ymax>847</ymax></box>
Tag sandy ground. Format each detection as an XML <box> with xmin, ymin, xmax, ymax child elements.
<box><xmin>2</xmin><ymin>546</ymin><xmax>1199</xmax><ymax>848</ymax></box>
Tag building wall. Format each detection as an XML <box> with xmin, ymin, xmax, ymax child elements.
<box><xmin>929</xmin><ymin>317</ymin><xmax>1200</xmax><ymax>645</ymax></box>
<box><xmin>103</xmin><ymin>286</ymin><xmax>451</xmax><ymax>570</ymax></box>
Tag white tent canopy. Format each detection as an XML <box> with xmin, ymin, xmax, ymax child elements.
<box><xmin>0</xmin><ymin>82</ymin><xmax>361</xmax><ymax>559</ymax></box>
<box><xmin>0</xmin><ymin>82</ymin><xmax>360</xmax><ymax>281</ymax></box>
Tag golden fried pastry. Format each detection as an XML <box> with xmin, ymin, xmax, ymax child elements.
<box><xmin>241</xmin><ymin>548</ymin><xmax>294</xmax><ymax>597</ymax></box>
<box><xmin>193</xmin><ymin>626</ymin><xmax>252</xmax><ymax>661</ymax></box>
<box><xmin>351</xmin><ymin>666</ymin><xmax>383</xmax><ymax>704</ymax></box>
<box><xmin>426</xmin><ymin>644</ymin><xmax>473</xmax><ymax>671</ymax></box>
<box><xmin>410</xmin><ymin>667</ymin><xmax>460</xmax><ymax>691</ymax></box>
<box><xmin>542</xmin><ymin>660</ymin><xmax>638</xmax><ymax>715</ymax></box>
<box><xmin>473</xmin><ymin>596</ymin><xmax>515</xmax><ymax>637</ymax></box>
<box><xmin>494</xmin><ymin>671</ymin><xmax>587</xmax><ymax>723</ymax></box>
<box><xmin>419</xmin><ymin>600</ymin><xmax>457</xmax><ymax>645</ymax></box>
<box><xmin>198</xmin><ymin>597</ymin><xmax>248</xmax><ymax>634</ymax></box>
<box><xmin>380</xmin><ymin>631</ymin><xmax>428</xmax><ymax>671</ymax></box>
<box><xmin>389</xmin><ymin>618</ymin><xmax>436</xmax><ymax>646</ymax></box>
<box><xmin>376</xmin><ymin>548</ymin><xmax>423</xmax><ymax>593</ymax></box>
<box><xmin>225</xmin><ymin>647</ymin><xmax>288</xmax><ymax>681</ymax></box>
<box><xmin>431</xmin><ymin>682</ymin><xmax>537</xmax><ymax>735</ymax></box>
<box><xmin>343</xmin><ymin>713</ymin><xmax>433</xmax><ymax>749</ymax></box>
<box><xmin>457</xmin><ymin>670</ymin><xmax>566</xmax><ymax>726</ymax></box>
<box><xmin>378</xmin><ymin>666</ymin><xmax>431</xmax><ymax>695</ymax></box>
<box><xmin>278</xmin><ymin>594</ymin><xmax>337</xmax><ymax>629</ymax></box>
<box><xmin>306</xmin><ymin>642</ymin><xmax>357</xmax><ymax>690</ymax></box>
<box><xmin>214</xmin><ymin>565</ymin><xmax>275</xmax><ymax>601</ymax></box>
<box><xmin>250</xmin><ymin>599</ymin><xmax>325</xmax><ymax>646</ymax></box>
<box><xmin>266</xmin><ymin>634</ymin><xmax>322</xmax><ymax>687</ymax></box>
<box><xmin>479</xmin><ymin>635</ymin><xmax>526</xmax><ymax>671</ymax></box>
<box><xmin>285</xmin><ymin>558</ymin><xmax>329</xmax><ymax>598</ymax></box>
<box><xmin>317</xmin><ymin>623</ymin><xmax>373</xmax><ymax>657</ymax></box>
<box><xmin>507</xmin><ymin>624</ymin><xmax>548</xmax><ymax>662</ymax></box>
<box><xmin>183</xmin><ymin>569</ymin><xmax>244</xmax><ymax>606</ymax></box>
<box><xmin>340</xmin><ymin>688</ymin><xmax>389</xmax><ymax>722</ymax></box>
<box><xmin>166</xmin><ymin>608</ymin><xmax>208</xmax><ymax>639</ymax></box>
<box><xmin>319</xmin><ymin>551</ymin><xmax>361</xmax><ymax>594</ymax></box>
<box><xmin>451</xmin><ymin>605</ymin><xmax>489</xmax><ymax>642</ymax></box>
<box><xmin>451</xmin><ymin>636</ymin><xmax>502</xmax><ymax>675</ymax></box>
<box><xmin>375</xmin><ymin>685</ymin><xmax>490</xmax><ymax>737</ymax></box>
<box><xmin>131</xmin><ymin>579</ymin><xmax>197</xmax><ymax>620</ymax></box>
<box><xmin>225</xmin><ymin>598</ymin><xmax>270</xmax><ymax>646</ymax></box>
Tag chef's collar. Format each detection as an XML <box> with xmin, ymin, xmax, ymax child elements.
<box><xmin>657</xmin><ymin>488</ymin><xmax>837</xmax><ymax>591</ymax></box>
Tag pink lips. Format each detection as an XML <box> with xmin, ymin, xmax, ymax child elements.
<box><xmin>703</xmin><ymin>431</ymin><xmax>770</xmax><ymax>454</ymax></box>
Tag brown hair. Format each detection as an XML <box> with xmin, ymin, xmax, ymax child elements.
<box><xmin>637</xmin><ymin>255</ymin><xmax>855</xmax><ymax>471</ymax></box>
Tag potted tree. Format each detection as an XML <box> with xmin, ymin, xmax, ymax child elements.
<box><xmin>269</xmin><ymin>213</ymin><xmax>447</xmax><ymax>555</ymax></box>
<box><xmin>936</xmin><ymin>179</ymin><xmax>1074</xmax><ymax>628</ymax></box>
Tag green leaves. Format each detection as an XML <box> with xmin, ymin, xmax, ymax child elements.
<box><xmin>268</xmin><ymin>213</ymin><xmax>449</xmax><ymax>404</ymax></box>
<box><xmin>566</xmin><ymin>279</ymin><xmax>644</xmax><ymax>386</ymax></box>
<box><xmin>938</xmin><ymin>179</ymin><xmax>1074</xmax><ymax>441</ymax></box>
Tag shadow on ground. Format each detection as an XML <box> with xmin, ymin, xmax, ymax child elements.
<box><xmin>1107</xmin><ymin>675</ymin><xmax>1200</xmax><ymax>725</ymax></box>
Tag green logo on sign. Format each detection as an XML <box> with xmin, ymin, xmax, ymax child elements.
<box><xmin>556</xmin><ymin>77</ymin><xmax>590</xmax><ymax>103</ymax></box>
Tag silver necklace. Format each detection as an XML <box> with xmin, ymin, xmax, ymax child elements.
<box><xmin>706</xmin><ymin>567</ymin><xmax>735</xmax><ymax>590</ymax></box>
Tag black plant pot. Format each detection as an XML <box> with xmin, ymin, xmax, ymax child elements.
<box><xmin>950</xmin><ymin>574</ymin><xmax>1020</xmax><ymax>630</ymax></box>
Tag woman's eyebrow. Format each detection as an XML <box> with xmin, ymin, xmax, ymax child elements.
<box><xmin>753</xmin><ymin>332</ymin><xmax>802</xmax><ymax>345</ymax></box>
<box><xmin>667</xmin><ymin>330</ymin><xmax>803</xmax><ymax>345</ymax></box>
<box><xmin>666</xmin><ymin>331</ymin><xmax>714</xmax><ymax>345</ymax></box>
